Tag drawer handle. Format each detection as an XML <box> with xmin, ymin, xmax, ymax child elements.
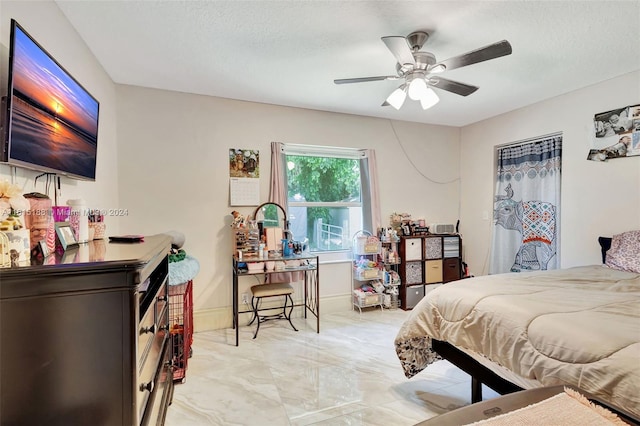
<box><xmin>140</xmin><ymin>324</ymin><xmax>155</xmax><ymax>335</ymax></box>
<box><xmin>140</xmin><ymin>380</ymin><xmax>154</xmax><ymax>393</ymax></box>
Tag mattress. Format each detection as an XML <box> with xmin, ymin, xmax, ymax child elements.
<box><xmin>394</xmin><ymin>265</ymin><xmax>640</xmax><ymax>418</ymax></box>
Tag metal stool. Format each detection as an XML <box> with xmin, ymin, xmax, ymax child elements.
<box><xmin>248</xmin><ymin>282</ymin><xmax>298</xmax><ymax>339</ymax></box>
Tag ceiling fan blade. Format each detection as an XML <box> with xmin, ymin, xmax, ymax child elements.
<box><xmin>429</xmin><ymin>77</ymin><xmax>479</xmax><ymax>96</ymax></box>
<box><xmin>381</xmin><ymin>36</ymin><xmax>416</xmax><ymax>66</ymax></box>
<box><xmin>436</xmin><ymin>40</ymin><xmax>512</xmax><ymax>72</ymax></box>
<box><xmin>334</xmin><ymin>76</ymin><xmax>397</xmax><ymax>84</ymax></box>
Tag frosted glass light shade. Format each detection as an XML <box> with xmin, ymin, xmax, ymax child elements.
<box><xmin>386</xmin><ymin>87</ymin><xmax>407</xmax><ymax>110</ymax></box>
<box><xmin>419</xmin><ymin>88</ymin><xmax>439</xmax><ymax>110</ymax></box>
<box><xmin>408</xmin><ymin>78</ymin><xmax>427</xmax><ymax>100</ymax></box>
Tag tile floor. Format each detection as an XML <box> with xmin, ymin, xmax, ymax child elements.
<box><xmin>165</xmin><ymin>308</ymin><xmax>499</xmax><ymax>425</ymax></box>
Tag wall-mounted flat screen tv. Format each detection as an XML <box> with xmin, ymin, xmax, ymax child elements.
<box><xmin>4</xmin><ymin>19</ymin><xmax>99</xmax><ymax>181</ymax></box>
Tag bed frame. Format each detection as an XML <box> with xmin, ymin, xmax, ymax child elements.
<box><xmin>431</xmin><ymin>339</ymin><xmax>523</xmax><ymax>403</ymax></box>
<box><xmin>432</xmin><ymin>339</ymin><xmax>640</xmax><ymax>425</ymax></box>
<box><xmin>433</xmin><ymin>237</ymin><xmax>616</xmax><ymax>404</ymax></box>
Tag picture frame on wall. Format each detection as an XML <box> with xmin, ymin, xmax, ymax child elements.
<box><xmin>588</xmin><ymin>104</ymin><xmax>640</xmax><ymax>161</ymax></box>
<box><xmin>55</xmin><ymin>222</ymin><xmax>78</xmax><ymax>251</ymax></box>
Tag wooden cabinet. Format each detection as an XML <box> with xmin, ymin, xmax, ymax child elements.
<box><xmin>399</xmin><ymin>234</ymin><xmax>463</xmax><ymax>310</ymax></box>
<box><xmin>0</xmin><ymin>235</ymin><xmax>173</xmax><ymax>425</ymax></box>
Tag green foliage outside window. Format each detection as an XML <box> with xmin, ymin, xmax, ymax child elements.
<box><xmin>286</xmin><ymin>156</ymin><xmax>361</xmax><ymax>202</ymax></box>
<box><xmin>286</xmin><ymin>155</ymin><xmax>361</xmax><ymax>250</ymax></box>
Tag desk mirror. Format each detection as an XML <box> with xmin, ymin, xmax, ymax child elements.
<box><xmin>253</xmin><ymin>202</ymin><xmax>288</xmax><ymax>230</ymax></box>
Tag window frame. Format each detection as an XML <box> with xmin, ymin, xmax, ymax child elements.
<box><xmin>283</xmin><ymin>144</ymin><xmax>370</xmax><ymax>255</ymax></box>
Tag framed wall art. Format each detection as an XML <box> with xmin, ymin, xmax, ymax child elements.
<box><xmin>588</xmin><ymin>104</ymin><xmax>640</xmax><ymax>161</ymax></box>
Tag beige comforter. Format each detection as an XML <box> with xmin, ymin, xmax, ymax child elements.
<box><xmin>394</xmin><ymin>265</ymin><xmax>640</xmax><ymax>418</ymax></box>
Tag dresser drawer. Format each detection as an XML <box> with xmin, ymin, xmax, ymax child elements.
<box><xmin>138</xmin><ymin>306</ymin><xmax>155</xmax><ymax>366</ymax></box>
<box><xmin>425</xmin><ymin>260</ymin><xmax>443</xmax><ymax>284</ymax></box>
<box><xmin>140</xmin><ymin>337</ymin><xmax>173</xmax><ymax>426</ymax></box>
<box><xmin>155</xmin><ymin>279</ymin><xmax>168</xmax><ymax>324</ymax></box>
<box><xmin>139</xmin><ymin>282</ymin><xmax>169</xmax><ymax>368</ymax></box>
<box><xmin>402</xmin><ymin>238</ymin><xmax>423</xmax><ymax>261</ymax></box>
<box><xmin>137</xmin><ymin>308</ymin><xmax>168</xmax><ymax>423</ymax></box>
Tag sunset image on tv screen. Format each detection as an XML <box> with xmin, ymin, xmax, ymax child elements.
<box><xmin>8</xmin><ymin>22</ymin><xmax>99</xmax><ymax>180</ymax></box>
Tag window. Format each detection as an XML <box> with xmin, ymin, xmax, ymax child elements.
<box><xmin>283</xmin><ymin>145</ymin><xmax>370</xmax><ymax>253</ymax></box>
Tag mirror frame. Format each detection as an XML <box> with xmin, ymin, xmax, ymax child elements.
<box><xmin>252</xmin><ymin>202</ymin><xmax>288</xmax><ymax>230</ymax></box>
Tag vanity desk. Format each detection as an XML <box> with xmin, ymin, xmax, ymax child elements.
<box><xmin>0</xmin><ymin>234</ymin><xmax>173</xmax><ymax>426</ymax></box>
<box><xmin>231</xmin><ymin>253</ymin><xmax>320</xmax><ymax>346</ymax></box>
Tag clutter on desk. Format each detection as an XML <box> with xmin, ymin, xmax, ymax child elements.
<box><xmin>230</xmin><ymin>206</ymin><xmax>308</xmax><ymax>260</ymax></box>
<box><xmin>0</xmin><ymin>181</ymin><xmax>31</xmax><ymax>266</ymax></box>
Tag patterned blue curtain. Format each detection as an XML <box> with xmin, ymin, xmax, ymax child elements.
<box><xmin>489</xmin><ymin>135</ymin><xmax>562</xmax><ymax>274</ymax></box>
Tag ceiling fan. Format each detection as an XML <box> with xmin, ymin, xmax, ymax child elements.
<box><xmin>334</xmin><ymin>31</ymin><xmax>512</xmax><ymax>110</ymax></box>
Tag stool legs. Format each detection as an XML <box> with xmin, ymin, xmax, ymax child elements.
<box><xmin>250</xmin><ymin>294</ymin><xmax>298</xmax><ymax>339</ymax></box>
<box><xmin>252</xmin><ymin>295</ymin><xmax>261</xmax><ymax>339</ymax></box>
<box><xmin>284</xmin><ymin>294</ymin><xmax>298</xmax><ymax>333</ymax></box>
<box><xmin>248</xmin><ymin>297</ymin><xmax>258</xmax><ymax>326</ymax></box>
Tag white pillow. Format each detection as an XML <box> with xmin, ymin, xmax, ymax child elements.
<box><xmin>605</xmin><ymin>230</ymin><xmax>640</xmax><ymax>273</ymax></box>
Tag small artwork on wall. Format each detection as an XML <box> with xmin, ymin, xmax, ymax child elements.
<box><xmin>588</xmin><ymin>104</ymin><xmax>640</xmax><ymax>162</ymax></box>
<box><xmin>229</xmin><ymin>149</ymin><xmax>260</xmax><ymax>178</ymax></box>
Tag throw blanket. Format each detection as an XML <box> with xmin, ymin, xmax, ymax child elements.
<box><xmin>168</xmin><ymin>255</ymin><xmax>200</xmax><ymax>286</ymax></box>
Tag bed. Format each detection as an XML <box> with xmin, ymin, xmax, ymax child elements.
<box><xmin>394</xmin><ymin>232</ymin><xmax>640</xmax><ymax>420</ymax></box>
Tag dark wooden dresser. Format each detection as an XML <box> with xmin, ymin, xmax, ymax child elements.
<box><xmin>0</xmin><ymin>234</ymin><xmax>173</xmax><ymax>426</ymax></box>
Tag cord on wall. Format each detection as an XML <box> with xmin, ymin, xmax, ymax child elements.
<box><xmin>388</xmin><ymin>119</ymin><xmax>460</xmax><ymax>185</ymax></box>
<box><xmin>388</xmin><ymin>119</ymin><xmax>463</xmax><ymax>222</ymax></box>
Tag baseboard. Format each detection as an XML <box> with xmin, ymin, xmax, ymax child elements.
<box><xmin>193</xmin><ymin>293</ymin><xmax>352</xmax><ymax>333</ymax></box>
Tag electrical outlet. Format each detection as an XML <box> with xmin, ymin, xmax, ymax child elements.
<box><xmin>242</xmin><ymin>292</ymin><xmax>249</xmax><ymax>304</ymax></box>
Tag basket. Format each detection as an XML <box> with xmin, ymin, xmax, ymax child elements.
<box><xmin>353</xmin><ymin>291</ymin><xmax>383</xmax><ymax>307</ymax></box>
<box><xmin>169</xmin><ymin>280</ymin><xmax>193</xmax><ymax>382</ymax></box>
<box><xmin>354</xmin><ymin>235</ymin><xmax>381</xmax><ymax>255</ymax></box>
<box><xmin>355</xmin><ymin>268</ymin><xmax>380</xmax><ymax>280</ymax></box>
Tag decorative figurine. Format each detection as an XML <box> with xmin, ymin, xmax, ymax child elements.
<box><xmin>231</xmin><ymin>210</ymin><xmax>245</xmax><ymax>228</ymax></box>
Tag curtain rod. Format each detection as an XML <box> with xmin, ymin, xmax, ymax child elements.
<box><xmin>496</xmin><ymin>131</ymin><xmax>563</xmax><ymax>149</ymax></box>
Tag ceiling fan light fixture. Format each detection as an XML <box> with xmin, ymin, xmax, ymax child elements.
<box><xmin>386</xmin><ymin>86</ymin><xmax>407</xmax><ymax>110</ymax></box>
<box><xmin>429</xmin><ymin>63</ymin><xmax>446</xmax><ymax>73</ymax></box>
<box><xmin>419</xmin><ymin>87</ymin><xmax>439</xmax><ymax>110</ymax></box>
<box><xmin>408</xmin><ymin>76</ymin><xmax>428</xmax><ymax>100</ymax></box>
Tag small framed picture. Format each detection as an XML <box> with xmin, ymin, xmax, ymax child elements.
<box><xmin>39</xmin><ymin>240</ymin><xmax>51</xmax><ymax>257</ymax></box>
<box><xmin>55</xmin><ymin>222</ymin><xmax>78</xmax><ymax>251</ymax></box>
<box><xmin>31</xmin><ymin>239</ymin><xmax>51</xmax><ymax>260</ymax></box>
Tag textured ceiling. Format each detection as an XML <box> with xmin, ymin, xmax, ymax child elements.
<box><xmin>55</xmin><ymin>1</ymin><xmax>640</xmax><ymax>127</ymax></box>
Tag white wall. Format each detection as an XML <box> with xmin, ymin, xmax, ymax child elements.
<box><xmin>0</xmin><ymin>1</ymin><xmax>120</xmax><ymax>232</ymax></box>
<box><xmin>114</xmin><ymin>85</ymin><xmax>461</xmax><ymax>330</ymax></box>
<box><xmin>460</xmin><ymin>71</ymin><xmax>640</xmax><ymax>275</ymax></box>
<box><xmin>11</xmin><ymin>1</ymin><xmax>635</xmax><ymax>333</ymax></box>
<box><xmin>0</xmin><ymin>1</ymin><xmax>461</xmax><ymax>332</ymax></box>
